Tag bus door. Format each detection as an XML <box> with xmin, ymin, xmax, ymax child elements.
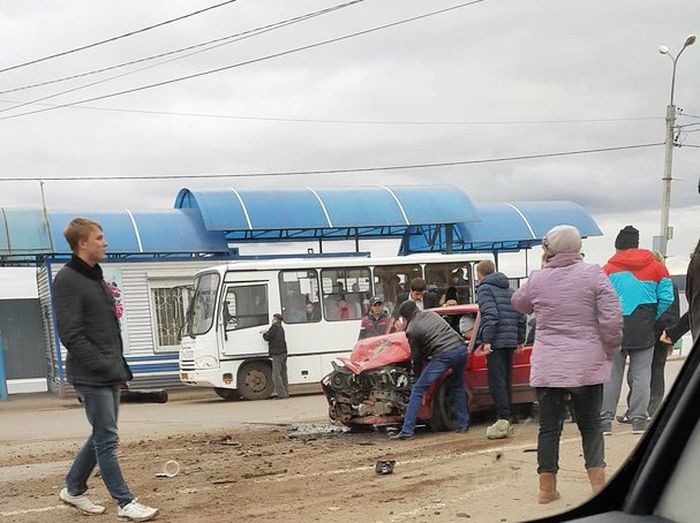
<box><xmin>219</xmin><ymin>282</ymin><xmax>270</xmax><ymax>358</ymax></box>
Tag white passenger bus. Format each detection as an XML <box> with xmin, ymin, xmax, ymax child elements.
<box><xmin>179</xmin><ymin>254</ymin><xmax>489</xmax><ymax>400</ymax></box>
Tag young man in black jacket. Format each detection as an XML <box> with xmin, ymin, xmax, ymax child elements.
<box><xmin>475</xmin><ymin>260</ymin><xmax>526</xmax><ymax>437</ymax></box>
<box><xmin>263</xmin><ymin>313</ymin><xmax>289</xmax><ymax>399</ymax></box>
<box><xmin>52</xmin><ymin>218</ymin><xmax>158</xmax><ymax>521</ymax></box>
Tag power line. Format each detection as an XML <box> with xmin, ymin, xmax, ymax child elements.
<box><xmin>679</xmin><ymin>113</ymin><xmax>700</xmax><ymax>120</ymax></box>
<box><xmin>0</xmin><ymin>1</ymin><xmax>365</xmax><ymax>115</ymax></box>
<box><xmin>681</xmin><ymin>144</ymin><xmax>700</xmax><ymax>148</ymax></box>
<box><xmin>0</xmin><ymin>0</ymin><xmax>240</xmax><ymax>75</ymax></box>
<box><xmin>0</xmin><ymin>0</ymin><xmax>365</xmax><ymax>97</ymax></box>
<box><xmin>0</xmin><ymin>0</ymin><xmax>488</xmax><ymax>122</ymax></box>
<box><xmin>0</xmin><ymin>98</ymin><xmax>664</xmax><ymax>126</ymax></box>
<box><xmin>0</xmin><ymin>142</ymin><xmax>663</xmax><ymax>182</ymax></box>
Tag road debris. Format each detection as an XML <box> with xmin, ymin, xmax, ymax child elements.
<box><xmin>375</xmin><ymin>459</ymin><xmax>396</xmax><ymax>475</ymax></box>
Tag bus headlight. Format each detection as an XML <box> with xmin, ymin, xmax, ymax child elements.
<box><xmin>194</xmin><ymin>356</ymin><xmax>219</xmax><ymax>369</ymax></box>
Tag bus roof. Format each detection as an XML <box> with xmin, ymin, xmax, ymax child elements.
<box><xmin>196</xmin><ymin>253</ymin><xmax>491</xmax><ymax>277</ymax></box>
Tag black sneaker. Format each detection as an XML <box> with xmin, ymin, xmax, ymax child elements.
<box><xmin>616</xmin><ymin>414</ymin><xmax>631</xmax><ymax>424</ymax></box>
<box><xmin>455</xmin><ymin>426</ymin><xmax>470</xmax><ymax>434</ymax></box>
<box><xmin>601</xmin><ymin>419</ymin><xmax>612</xmax><ymax>436</ymax></box>
<box><xmin>389</xmin><ymin>431</ymin><xmax>414</xmax><ymax>440</ymax></box>
<box><xmin>631</xmin><ymin>418</ymin><xmax>648</xmax><ymax>434</ymax></box>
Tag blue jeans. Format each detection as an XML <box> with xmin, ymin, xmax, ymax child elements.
<box><xmin>67</xmin><ymin>384</ymin><xmax>134</xmax><ymax>507</ymax></box>
<box><xmin>401</xmin><ymin>345</ymin><xmax>469</xmax><ymax>434</ymax></box>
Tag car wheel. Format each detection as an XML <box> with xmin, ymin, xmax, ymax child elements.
<box><xmin>214</xmin><ymin>388</ymin><xmax>241</xmax><ymax>401</ymax></box>
<box><xmin>431</xmin><ymin>378</ymin><xmax>467</xmax><ymax>432</ymax></box>
<box><xmin>237</xmin><ymin>361</ymin><xmax>274</xmax><ymax>400</ymax></box>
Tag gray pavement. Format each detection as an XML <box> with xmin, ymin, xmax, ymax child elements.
<box><xmin>0</xmin><ymin>357</ymin><xmax>686</xmax><ymax>448</ymax></box>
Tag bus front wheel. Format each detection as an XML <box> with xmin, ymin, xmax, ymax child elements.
<box><xmin>237</xmin><ymin>361</ymin><xmax>274</xmax><ymax>400</ymax></box>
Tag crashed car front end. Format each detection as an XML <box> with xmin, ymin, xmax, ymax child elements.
<box><xmin>321</xmin><ymin>332</ymin><xmax>414</xmax><ymax>427</ymax></box>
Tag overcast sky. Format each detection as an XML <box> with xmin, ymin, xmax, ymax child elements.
<box><xmin>0</xmin><ymin>0</ymin><xmax>698</xmax><ymax>273</ymax></box>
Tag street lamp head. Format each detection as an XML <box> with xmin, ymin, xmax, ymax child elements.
<box><xmin>684</xmin><ymin>34</ymin><xmax>696</xmax><ymax>47</ymax></box>
<box><xmin>658</xmin><ymin>45</ymin><xmax>670</xmax><ymax>55</ymax></box>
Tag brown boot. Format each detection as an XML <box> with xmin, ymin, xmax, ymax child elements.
<box><xmin>538</xmin><ymin>473</ymin><xmax>561</xmax><ymax>504</ymax></box>
<box><xmin>587</xmin><ymin>467</ymin><xmax>606</xmax><ymax>494</ymax></box>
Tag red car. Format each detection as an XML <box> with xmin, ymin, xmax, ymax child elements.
<box><xmin>321</xmin><ymin>304</ymin><xmax>536</xmax><ymax>430</ymax></box>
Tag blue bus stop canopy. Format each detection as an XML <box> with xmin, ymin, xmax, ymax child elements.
<box><xmin>174</xmin><ymin>185</ymin><xmax>479</xmax><ymax>240</ymax></box>
<box><xmin>1</xmin><ymin>185</ymin><xmax>602</xmax><ymax>263</ymax></box>
<box><xmin>0</xmin><ymin>208</ymin><xmax>229</xmax><ymax>257</ymax></box>
<box><xmin>405</xmin><ymin>200</ymin><xmax>602</xmax><ymax>253</ymax></box>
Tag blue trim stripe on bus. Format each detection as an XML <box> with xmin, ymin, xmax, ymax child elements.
<box><xmin>125</xmin><ymin>353</ymin><xmax>178</xmax><ymax>363</ymax></box>
<box><xmin>130</xmin><ymin>363</ymin><xmax>180</xmax><ymax>374</ymax></box>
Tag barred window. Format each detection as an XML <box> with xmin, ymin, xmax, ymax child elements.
<box><xmin>152</xmin><ymin>287</ymin><xmax>188</xmax><ymax>350</ymax></box>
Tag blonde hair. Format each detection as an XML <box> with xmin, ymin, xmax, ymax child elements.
<box><xmin>651</xmin><ymin>250</ymin><xmax>666</xmax><ymax>264</ymax></box>
<box><xmin>63</xmin><ymin>218</ymin><xmax>102</xmax><ymax>252</ymax></box>
<box><xmin>476</xmin><ymin>260</ymin><xmax>495</xmax><ymax>277</ymax></box>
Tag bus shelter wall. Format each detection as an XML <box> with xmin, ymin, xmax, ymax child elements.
<box><xmin>39</xmin><ymin>258</ymin><xmax>221</xmax><ymax>395</ymax></box>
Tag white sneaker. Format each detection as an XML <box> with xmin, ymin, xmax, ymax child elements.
<box><xmin>59</xmin><ymin>487</ymin><xmax>106</xmax><ymax>515</ymax></box>
<box><xmin>118</xmin><ymin>499</ymin><xmax>159</xmax><ymax>521</ymax></box>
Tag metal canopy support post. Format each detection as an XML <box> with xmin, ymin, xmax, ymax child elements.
<box><xmin>0</xmin><ymin>337</ymin><xmax>8</xmax><ymax>400</ymax></box>
<box><xmin>445</xmin><ymin>225</ymin><xmax>454</xmax><ymax>255</ymax></box>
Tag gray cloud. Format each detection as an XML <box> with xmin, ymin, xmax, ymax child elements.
<box><xmin>0</xmin><ymin>0</ymin><xmax>698</xmax><ymax>263</ymax></box>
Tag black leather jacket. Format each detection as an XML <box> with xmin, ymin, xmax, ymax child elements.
<box><xmin>405</xmin><ymin>310</ymin><xmax>465</xmax><ymax>371</ymax></box>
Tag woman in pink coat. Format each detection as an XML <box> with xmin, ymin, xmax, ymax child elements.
<box><xmin>512</xmin><ymin>225</ymin><xmax>622</xmax><ymax>504</ymax></box>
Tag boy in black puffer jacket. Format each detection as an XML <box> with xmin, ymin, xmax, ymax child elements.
<box><xmin>475</xmin><ymin>260</ymin><xmax>526</xmax><ymax>436</ymax></box>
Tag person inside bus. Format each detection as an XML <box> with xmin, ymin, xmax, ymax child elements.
<box><xmin>337</xmin><ymin>295</ymin><xmax>355</xmax><ymax>320</ymax></box>
<box><xmin>305</xmin><ymin>301</ymin><xmax>321</xmax><ymax>322</ymax></box>
<box><xmin>392</xmin><ymin>278</ymin><xmax>439</xmax><ymax>330</ymax></box>
<box><xmin>222</xmin><ymin>300</ymin><xmax>235</xmax><ymax>328</ymax></box>
<box><xmin>358</xmin><ymin>296</ymin><xmax>393</xmax><ymax>340</ymax></box>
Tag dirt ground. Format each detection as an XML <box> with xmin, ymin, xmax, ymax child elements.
<box><xmin>0</xmin><ymin>414</ymin><xmax>645</xmax><ymax>523</ymax></box>
<box><xmin>3</xmin><ymin>359</ymin><xmax>685</xmax><ymax>523</ymax></box>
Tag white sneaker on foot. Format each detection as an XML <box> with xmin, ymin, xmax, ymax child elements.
<box><xmin>118</xmin><ymin>499</ymin><xmax>159</xmax><ymax>521</ymax></box>
<box><xmin>59</xmin><ymin>487</ymin><xmax>106</xmax><ymax>515</ymax></box>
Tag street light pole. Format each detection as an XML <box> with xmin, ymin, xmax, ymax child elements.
<box><xmin>658</xmin><ymin>34</ymin><xmax>696</xmax><ymax>258</ymax></box>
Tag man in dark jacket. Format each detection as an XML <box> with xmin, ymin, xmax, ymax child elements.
<box><xmin>263</xmin><ymin>313</ymin><xmax>289</xmax><ymax>399</ymax></box>
<box><xmin>475</xmin><ymin>260</ymin><xmax>526</xmax><ymax>433</ymax></box>
<box><xmin>358</xmin><ymin>296</ymin><xmax>392</xmax><ymax>340</ymax></box>
<box><xmin>52</xmin><ymin>218</ymin><xmax>158</xmax><ymax>521</ymax></box>
<box><xmin>390</xmin><ymin>300</ymin><xmax>469</xmax><ymax>439</ymax></box>
<box><xmin>601</xmin><ymin>226</ymin><xmax>673</xmax><ymax>435</ymax></box>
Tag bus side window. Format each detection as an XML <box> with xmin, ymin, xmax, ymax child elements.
<box><xmin>223</xmin><ymin>284</ymin><xmax>268</xmax><ymax>331</ymax></box>
<box><xmin>278</xmin><ymin>270</ymin><xmax>321</xmax><ymax>324</ymax></box>
<box><xmin>425</xmin><ymin>262</ymin><xmax>473</xmax><ymax>305</ymax></box>
<box><xmin>321</xmin><ymin>267</ymin><xmax>370</xmax><ymax>321</ymax></box>
<box><xmin>372</xmin><ymin>264</ymin><xmax>422</xmax><ymax>316</ymax></box>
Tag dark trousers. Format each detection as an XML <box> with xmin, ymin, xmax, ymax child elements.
<box><xmin>649</xmin><ymin>347</ymin><xmax>669</xmax><ymax>416</ymax></box>
<box><xmin>271</xmin><ymin>355</ymin><xmax>289</xmax><ymax>398</ymax></box>
<box><xmin>486</xmin><ymin>348</ymin><xmax>513</xmax><ymax>420</ymax></box>
<box><xmin>536</xmin><ymin>385</ymin><xmax>605</xmax><ymax>474</ymax></box>
<box><xmin>67</xmin><ymin>384</ymin><xmax>134</xmax><ymax>507</ymax></box>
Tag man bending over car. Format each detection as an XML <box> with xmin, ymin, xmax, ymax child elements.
<box><xmin>390</xmin><ymin>300</ymin><xmax>470</xmax><ymax>439</ymax></box>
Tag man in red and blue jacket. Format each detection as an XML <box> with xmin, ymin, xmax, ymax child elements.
<box><xmin>600</xmin><ymin>226</ymin><xmax>673</xmax><ymax>435</ymax></box>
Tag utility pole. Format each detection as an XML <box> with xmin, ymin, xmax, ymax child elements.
<box><xmin>657</xmin><ymin>34</ymin><xmax>696</xmax><ymax>258</ymax></box>
<box><xmin>39</xmin><ymin>180</ymin><xmax>54</xmax><ymax>252</ymax></box>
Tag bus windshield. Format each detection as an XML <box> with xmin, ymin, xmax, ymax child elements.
<box><xmin>185</xmin><ymin>272</ymin><xmax>221</xmax><ymax>337</ymax></box>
